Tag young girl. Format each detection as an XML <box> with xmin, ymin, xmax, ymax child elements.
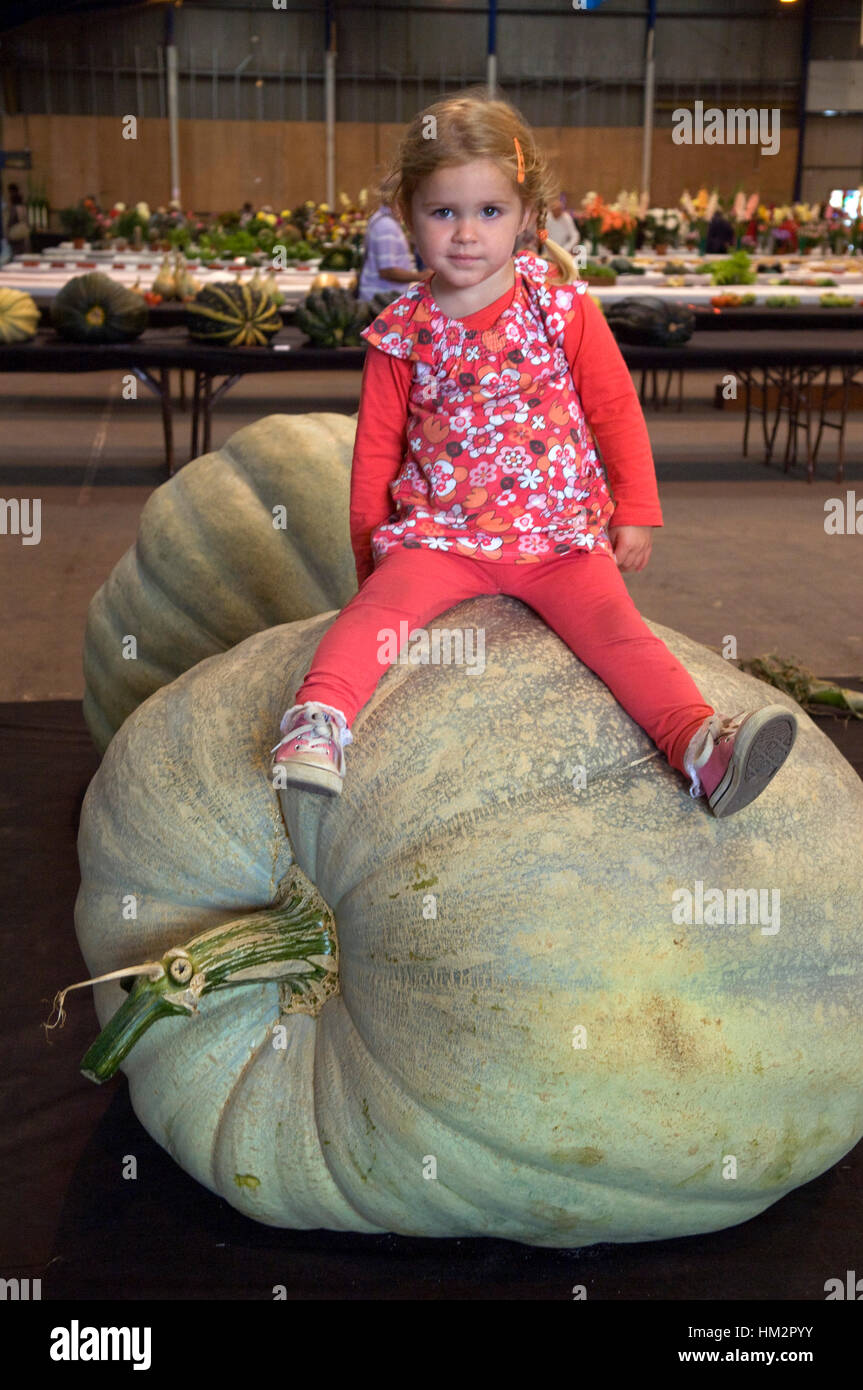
<box><xmin>270</xmin><ymin>90</ymin><xmax>797</xmax><ymax>819</ymax></box>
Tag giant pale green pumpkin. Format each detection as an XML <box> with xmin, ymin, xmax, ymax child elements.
<box><xmin>73</xmin><ymin>604</ymin><xmax>863</xmax><ymax>1245</ymax></box>
<box><xmin>82</xmin><ymin>413</ymin><xmax>358</xmax><ymax>754</ymax></box>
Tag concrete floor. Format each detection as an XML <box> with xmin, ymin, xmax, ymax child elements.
<box><xmin>1</xmin><ymin>368</ymin><xmax>861</xmax><ymax>702</ymax></box>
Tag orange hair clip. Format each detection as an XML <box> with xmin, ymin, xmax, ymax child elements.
<box><xmin>513</xmin><ymin>137</ymin><xmax>525</xmax><ymax>183</ymax></box>
<box><xmin>514</xmin><ymin>136</ymin><xmax>547</xmax><ymax>243</ymax></box>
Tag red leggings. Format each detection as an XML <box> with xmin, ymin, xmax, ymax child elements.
<box><xmin>295</xmin><ymin>546</ymin><xmax>714</xmax><ymax>776</ymax></box>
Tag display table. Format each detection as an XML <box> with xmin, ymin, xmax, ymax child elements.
<box><xmin>20</xmin><ymin>299</ymin><xmax>863</xmax><ymax>333</ymax></box>
<box><xmin>691</xmin><ymin>306</ymin><xmax>863</xmax><ymax>332</ymax></box>
<box><xmin>0</xmin><ymin>256</ymin><xmax>353</xmax><ymax>311</ymax></box>
<box><xmin>2</xmin><ymin>327</ymin><xmax>860</xmax><ymax>480</ymax></box>
<box><xmin>4</xmin><ymin>248</ymin><xmax>863</xmax><ymax>313</ymax></box>
<box><xmin>180</xmin><ymin>327</ymin><xmax>863</xmax><ymax>484</ymax></box>
<box><xmin>0</xmin><ymin>327</ymin><xmax>359</xmax><ymax>474</ymax></box>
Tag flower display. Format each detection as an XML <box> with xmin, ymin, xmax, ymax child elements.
<box><xmin>48</xmin><ymin>186</ymin><xmax>863</xmax><ymax>262</ymax></box>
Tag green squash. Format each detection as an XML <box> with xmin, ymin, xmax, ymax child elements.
<box><xmin>72</xmin><ymin>607</ymin><xmax>863</xmax><ymax>1244</ymax></box>
<box><xmin>186</xmin><ymin>280</ymin><xmax>282</xmax><ymax>346</ymax></box>
<box><xmin>50</xmin><ymin>272</ymin><xmax>148</xmax><ymax>343</ymax></box>
<box><xmin>608</xmin><ymin>257</ymin><xmax>645</xmax><ymax>276</ymax></box>
<box><xmin>605</xmin><ymin>296</ymin><xmax>696</xmax><ymax>346</ymax></box>
<box><xmin>318</xmin><ymin>245</ymin><xmax>357</xmax><ymax>271</ymax></box>
<box><xmin>294</xmin><ymin>287</ymin><xmax>369</xmax><ymax>347</ymax></box>
<box><xmin>82</xmin><ymin>412</ymin><xmax>358</xmax><ymax>754</ymax></box>
<box><xmin>362</xmin><ymin>290</ymin><xmax>401</xmax><ymax>319</ymax></box>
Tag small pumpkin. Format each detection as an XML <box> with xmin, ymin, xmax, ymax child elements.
<box><xmin>186</xmin><ymin>279</ymin><xmax>282</xmax><ymax>346</ymax></box>
<box><xmin>82</xmin><ymin>412</ymin><xmax>358</xmax><ymax>753</ymax></box>
<box><xmin>0</xmin><ymin>287</ymin><xmax>40</xmax><ymax>343</ymax></box>
<box><xmin>604</xmin><ymin>296</ymin><xmax>696</xmax><ymax>347</ymax></box>
<box><xmin>608</xmin><ymin>257</ymin><xmax>645</xmax><ymax>276</ymax></box>
<box><xmin>318</xmin><ymin>245</ymin><xmax>356</xmax><ymax>271</ymax></box>
<box><xmin>71</xmin><ymin>606</ymin><xmax>863</xmax><ymax>1243</ymax></box>
<box><xmin>50</xmin><ymin>272</ymin><xmax>148</xmax><ymax>343</ymax></box>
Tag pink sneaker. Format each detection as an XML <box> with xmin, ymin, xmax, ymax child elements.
<box><xmin>683</xmin><ymin>704</ymin><xmax>797</xmax><ymax>818</ymax></box>
<box><xmin>270</xmin><ymin>701</ymin><xmax>353</xmax><ymax>796</ymax></box>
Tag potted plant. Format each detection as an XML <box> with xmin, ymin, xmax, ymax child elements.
<box><xmin>59</xmin><ymin>200</ymin><xmax>97</xmax><ymax>247</ymax></box>
<box><xmin>645</xmin><ymin>207</ymin><xmax>681</xmax><ymax>255</ymax></box>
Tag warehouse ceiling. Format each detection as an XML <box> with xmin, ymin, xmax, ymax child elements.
<box><xmin>0</xmin><ymin>0</ymin><xmax>175</xmax><ymax>36</ymax></box>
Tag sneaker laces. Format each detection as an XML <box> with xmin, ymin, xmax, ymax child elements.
<box><xmin>714</xmin><ymin>711</ymin><xmax>749</xmax><ymax>740</ymax></box>
<box><xmin>682</xmin><ymin>710</ymin><xmax>750</xmax><ymax>799</ymax></box>
<box><xmin>271</xmin><ymin>702</ymin><xmax>353</xmax><ymax>755</ymax></box>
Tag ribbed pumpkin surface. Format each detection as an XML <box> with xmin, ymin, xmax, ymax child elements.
<box><xmin>50</xmin><ymin>272</ymin><xmax>148</xmax><ymax>343</ymax></box>
<box><xmin>186</xmin><ymin>280</ymin><xmax>282</xmax><ymax>346</ymax></box>
<box><xmin>294</xmin><ymin>286</ymin><xmax>369</xmax><ymax>346</ymax></box>
<box><xmin>0</xmin><ymin>287</ymin><xmax>40</xmax><ymax>343</ymax></box>
<box><xmin>82</xmin><ymin>412</ymin><xmax>358</xmax><ymax>753</ymax></box>
<box><xmin>75</xmin><ymin>608</ymin><xmax>863</xmax><ymax>1245</ymax></box>
<box><xmin>605</xmin><ymin>296</ymin><xmax>696</xmax><ymax>346</ymax></box>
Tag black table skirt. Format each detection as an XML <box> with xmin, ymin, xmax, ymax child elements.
<box><xmin>3</xmin><ymin>327</ymin><xmax>863</xmax><ymax>376</ymax></box>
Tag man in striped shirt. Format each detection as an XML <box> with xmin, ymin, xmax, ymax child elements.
<box><xmin>357</xmin><ymin>201</ymin><xmax>431</xmax><ymax>299</ymax></box>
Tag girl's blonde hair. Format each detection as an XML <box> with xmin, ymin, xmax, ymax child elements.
<box><xmin>374</xmin><ymin>85</ymin><xmax>579</xmax><ymax>285</ymax></box>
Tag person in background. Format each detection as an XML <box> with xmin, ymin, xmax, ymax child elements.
<box><xmin>239</xmin><ymin>201</ymin><xmax>255</xmax><ymax>227</ymax></box>
<box><xmin>773</xmin><ymin>214</ymin><xmax>799</xmax><ymax>254</ymax></box>
<box><xmin>545</xmin><ymin>192</ymin><xmax>580</xmax><ymax>254</ymax></box>
<box><xmin>705</xmin><ymin>208</ymin><xmax>735</xmax><ymax>254</ymax></box>
<box><xmin>517</xmin><ymin>193</ymin><xmax>579</xmax><ymax>257</ymax></box>
<box><xmin>357</xmin><ymin>199</ymin><xmax>432</xmax><ymax>300</ymax></box>
<box><xmin>5</xmin><ymin>183</ymin><xmax>32</xmax><ymax>254</ymax></box>
<box><xmin>514</xmin><ymin>204</ymin><xmax>538</xmax><ymax>253</ymax></box>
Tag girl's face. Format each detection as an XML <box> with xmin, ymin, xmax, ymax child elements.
<box><xmin>409</xmin><ymin>158</ymin><xmax>533</xmax><ymax>287</ymax></box>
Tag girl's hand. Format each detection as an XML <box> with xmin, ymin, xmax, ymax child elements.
<box><xmin>608</xmin><ymin>524</ymin><xmax>652</xmax><ymax>572</ymax></box>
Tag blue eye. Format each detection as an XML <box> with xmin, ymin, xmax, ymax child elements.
<box><xmin>432</xmin><ymin>207</ymin><xmax>501</xmax><ymax>219</ymax></box>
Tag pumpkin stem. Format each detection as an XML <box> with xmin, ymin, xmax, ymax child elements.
<box><xmin>78</xmin><ymin>865</ymin><xmax>338</xmax><ymax>1084</ymax></box>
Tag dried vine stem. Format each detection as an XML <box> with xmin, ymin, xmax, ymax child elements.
<box><xmin>51</xmin><ymin>866</ymin><xmax>338</xmax><ymax>1083</ymax></box>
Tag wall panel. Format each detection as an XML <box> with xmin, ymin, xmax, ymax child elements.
<box><xmin>0</xmin><ymin>113</ymin><xmax>803</xmax><ymax>216</ymax></box>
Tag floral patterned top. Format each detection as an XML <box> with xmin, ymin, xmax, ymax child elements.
<box><xmin>352</xmin><ymin>252</ymin><xmax>662</xmax><ymax>581</ymax></box>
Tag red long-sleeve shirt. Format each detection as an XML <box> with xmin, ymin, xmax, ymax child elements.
<box><xmin>350</xmin><ymin>275</ymin><xmax>662</xmax><ymax>587</ymax></box>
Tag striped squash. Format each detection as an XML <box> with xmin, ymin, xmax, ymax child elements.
<box><xmin>0</xmin><ymin>287</ymin><xmax>40</xmax><ymax>344</ymax></box>
<box><xmin>186</xmin><ymin>280</ymin><xmax>282</xmax><ymax>346</ymax></box>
